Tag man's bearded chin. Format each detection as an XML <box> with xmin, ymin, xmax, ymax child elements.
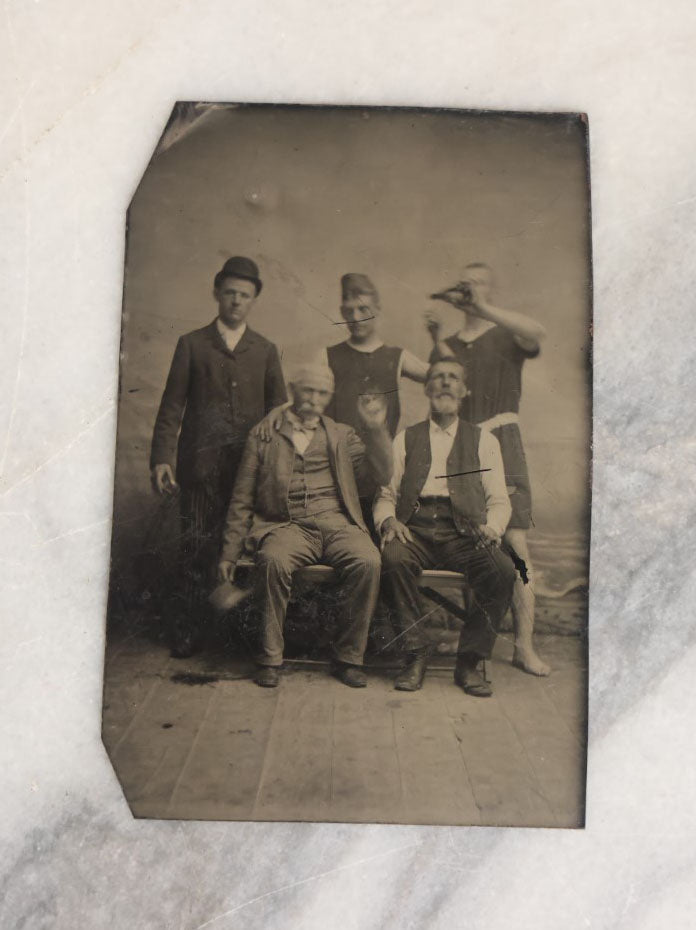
<box><xmin>429</xmin><ymin>393</ymin><xmax>459</xmax><ymax>415</ymax></box>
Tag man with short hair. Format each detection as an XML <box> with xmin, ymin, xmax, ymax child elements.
<box><xmin>254</xmin><ymin>272</ymin><xmax>428</xmax><ymax>525</ymax></box>
<box><xmin>426</xmin><ymin>262</ymin><xmax>550</xmax><ymax>676</ymax></box>
<box><xmin>375</xmin><ymin>359</ymin><xmax>516</xmax><ymax>695</ymax></box>
<box><xmin>151</xmin><ymin>256</ymin><xmax>287</xmax><ymax>657</ymax></box>
<box><xmin>218</xmin><ymin>364</ymin><xmax>392</xmax><ymax>689</ymax></box>
<box><xmin>322</xmin><ymin>273</ymin><xmax>429</xmax><ymax>437</ymax></box>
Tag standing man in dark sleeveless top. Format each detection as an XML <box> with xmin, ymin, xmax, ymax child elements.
<box><xmin>322</xmin><ymin>273</ymin><xmax>428</xmax><ymax>437</ymax></box>
<box><xmin>425</xmin><ymin>262</ymin><xmax>550</xmax><ymax>676</ymax></box>
<box><xmin>254</xmin><ymin>272</ymin><xmax>429</xmax><ymax>521</ymax></box>
<box><xmin>374</xmin><ymin>359</ymin><xmax>516</xmax><ymax>695</ymax></box>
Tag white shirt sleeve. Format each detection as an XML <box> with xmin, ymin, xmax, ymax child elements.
<box><xmin>478</xmin><ymin>430</ymin><xmax>512</xmax><ymax>536</ymax></box>
<box><xmin>373</xmin><ymin>430</ymin><xmax>406</xmax><ymax>532</ymax></box>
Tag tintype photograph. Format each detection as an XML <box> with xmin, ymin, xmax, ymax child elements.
<box><xmin>103</xmin><ymin>103</ymin><xmax>591</xmax><ymax>827</ymax></box>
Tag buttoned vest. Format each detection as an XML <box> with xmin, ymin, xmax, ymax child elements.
<box><xmin>287</xmin><ymin>425</ymin><xmax>343</xmax><ymax>519</ymax></box>
<box><xmin>396</xmin><ymin>419</ymin><xmax>487</xmax><ymax>531</ymax></box>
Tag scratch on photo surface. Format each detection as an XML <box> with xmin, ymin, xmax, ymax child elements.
<box><xmin>191</xmin><ymin>840</ymin><xmax>423</xmax><ymax>929</ymax></box>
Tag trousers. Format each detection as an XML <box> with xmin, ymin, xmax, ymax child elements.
<box><xmin>380</xmin><ymin>499</ymin><xmax>516</xmax><ymax>659</ymax></box>
<box><xmin>253</xmin><ymin>511</ymin><xmax>381</xmax><ymax>667</ymax></box>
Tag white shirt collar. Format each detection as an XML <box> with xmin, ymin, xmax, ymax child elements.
<box><xmin>216</xmin><ymin>319</ymin><xmax>247</xmax><ymax>348</ymax></box>
<box><xmin>429</xmin><ymin>417</ymin><xmax>459</xmax><ymax>437</ymax></box>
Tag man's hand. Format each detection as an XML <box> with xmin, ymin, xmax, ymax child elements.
<box><xmin>433</xmin><ymin>280</ymin><xmax>490</xmax><ymax>319</ymax></box>
<box><xmin>151</xmin><ymin>463</ymin><xmax>179</xmax><ymax>496</ymax></box>
<box><xmin>476</xmin><ymin>524</ymin><xmax>501</xmax><ymax>549</ymax></box>
<box><xmin>464</xmin><ymin>279</ymin><xmax>491</xmax><ymax>318</ymax></box>
<box><xmin>252</xmin><ymin>404</ymin><xmax>286</xmax><ymax>443</ymax></box>
<box><xmin>380</xmin><ymin>516</ymin><xmax>414</xmax><ymax>550</ymax></box>
<box><xmin>217</xmin><ymin>560</ymin><xmax>236</xmax><ymax>583</ymax></box>
<box><xmin>424</xmin><ymin>308</ymin><xmax>443</xmax><ymax>343</ymax></box>
<box><xmin>356</xmin><ymin>392</ymin><xmax>388</xmax><ymax>430</ymax></box>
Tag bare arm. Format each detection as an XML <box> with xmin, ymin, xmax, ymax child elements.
<box><xmin>347</xmin><ymin>394</ymin><xmax>393</xmax><ymax>490</ymax></box>
<box><xmin>475</xmin><ymin>300</ymin><xmax>546</xmax><ymax>350</ymax></box>
<box><xmin>399</xmin><ymin>348</ymin><xmax>429</xmax><ymax>383</ymax></box>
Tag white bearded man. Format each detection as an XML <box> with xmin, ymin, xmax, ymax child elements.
<box><xmin>218</xmin><ymin>364</ymin><xmax>392</xmax><ymax>689</ymax></box>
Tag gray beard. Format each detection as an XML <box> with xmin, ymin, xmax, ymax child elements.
<box><xmin>430</xmin><ymin>396</ymin><xmax>459</xmax><ymax>416</ymax></box>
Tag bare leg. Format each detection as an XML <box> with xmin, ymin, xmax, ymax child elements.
<box><xmin>505</xmin><ymin>527</ymin><xmax>551</xmax><ymax>677</ymax></box>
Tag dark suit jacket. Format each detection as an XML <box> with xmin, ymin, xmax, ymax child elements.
<box><xmin>150</xmin><ymin>321</ymin><xmax>287</xmax><ymax>489</ymax></box>
<box><xmin>220</xmin><ymin>413</ymin><xmax>392</xmax><ymax>565</ymax></box>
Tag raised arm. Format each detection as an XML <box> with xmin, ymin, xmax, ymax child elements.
<box><xmin>347</xmin><ymin>394</ymin><xmax>393</xmax><ymax>490</ymax></box>
<box><xmin>474</xmin><ymin>300</ymin><xmax>546</xmax><ymax>351</ymax></box>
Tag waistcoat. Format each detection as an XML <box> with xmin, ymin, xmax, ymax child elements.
<box><xmin>287</xmin><ymin>425</ymin><xmax>343</xmax><ymax>519</ymax></box>
<box><xmin>396</xmin><ymin>419</ymin><xmax>487</xmax><ymax>531</ymax></box>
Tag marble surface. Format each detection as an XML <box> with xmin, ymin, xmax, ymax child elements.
<box><xmin>2</xmin><ymin>2</ymin><xmax>696</xmax><ymax>927</ymax></box>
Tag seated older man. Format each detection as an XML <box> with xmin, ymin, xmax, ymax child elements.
<box><xmin>218</xmin><ymin>364</ymin><xmax>392</xmax><ymax>688</ymax></box>
<box><xmin>374</xmin><ymin>358</ymin><xmax>517</xmax><ymax>696</ymax></box>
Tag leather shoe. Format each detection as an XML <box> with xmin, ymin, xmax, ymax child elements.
<box><xmin>331</xmin><ymin>661</ymin><xmax>367</xmax><ymax>688</ymax></box>
<box><xmin>454</xmin><ymin>662</ymin><xmax>492</xmax><ymax>698</ymax></box>
<box><xmin>254</xmin><ymin>666</ymin><xmax>280</xmax><ymax>688</ymax></box>
<box><xmin>394</xmin><ymin>656</ymin><xmax>427</xmax><ymax>692</ymax></box>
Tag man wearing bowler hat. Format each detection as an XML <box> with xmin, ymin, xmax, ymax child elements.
<box><xmin>151</xmin><ymin>256</ymin><xmax>287</xmax><ymax>657</ymax></box>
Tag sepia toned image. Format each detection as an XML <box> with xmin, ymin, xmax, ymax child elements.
<box><xmin>103</xmin><ymin>103</ymin><xmax>591</xmax><ymax>827</ymax></box>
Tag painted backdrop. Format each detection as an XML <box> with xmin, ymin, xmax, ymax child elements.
<box><xmin>111</xmin><ymin>105</ymin><xmax>591</xmax><ymax>614</ymax></box>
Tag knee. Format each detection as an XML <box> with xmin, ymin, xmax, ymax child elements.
<box><xmin>498</xmin><ymin>552</ymin><xmax>518</xmax><ymax>592</ymax></box>
<box><xmin>381</xmin><ymin>540</ymin><xmax>414</xmax><ymax>576</ymax></box>
<box><xmin>256</xmin><ymin>549</ymin><xmax>292</xmax><ymax>581</ymax></box>
<box><xmin>344</xmin><ymin>543</ymin><xmax>381</xmax><ymax>578</ymax></box>
<box><xmin>361</xmin><ymin>545</ymin><xmax>382</xmax><ymax>575</ymax></box>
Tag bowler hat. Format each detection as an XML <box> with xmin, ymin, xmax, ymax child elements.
<box><xmin>215</xmin><ymin>256</ymin><xmax>262</xmax><ymax>294</ymax></box>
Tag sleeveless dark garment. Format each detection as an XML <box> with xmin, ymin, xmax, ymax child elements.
<box><xmin>325</xmin><ymin>342</ymin><xmax>402</xmax><ymax>438</ymax></box>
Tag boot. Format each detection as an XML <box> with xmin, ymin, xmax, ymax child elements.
<box><xmin>394</xmin><ymin>655</ymin><xmax>427</xmax><ymax>692</ymax></box>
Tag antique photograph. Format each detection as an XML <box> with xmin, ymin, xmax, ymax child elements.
<box><xmin>103</xmin><ymin>103</ymin><xmax>591</xmax><ymax>826</ymax></box>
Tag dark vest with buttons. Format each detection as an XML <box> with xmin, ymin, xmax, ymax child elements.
<box><xmin>287</xmin><ymin>424</ymin><xmax>343</xmax><ymax>519</ymax></box>
<box><xmin>325</xmin><ymin>342</ymin><xmax>402</xmax><ymax>438</ymax></box>
<box><xmin>396</xmin><ymin>419</ymin><xmax>487</xmax><ymax>531</ymax></box>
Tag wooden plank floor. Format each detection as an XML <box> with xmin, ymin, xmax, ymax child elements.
<box><xmin>102</xmin><ymin>633</ymin><xmax>586</xmax><ymax>827</ymax></box>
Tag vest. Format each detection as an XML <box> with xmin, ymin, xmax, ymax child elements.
<box><xmin>396</xmin><ymin>419</ymin><xmax>487</xmax><ymax>531</ymax></box>
<box><xmin>287</xmin><ymin>424</ymin><xmax>343</xmax><ymax>519</ymax></box>
<box><xmin>325</xmin><ymin>342</ymin><xmax>402</xmax><ymax>438</ymax></box>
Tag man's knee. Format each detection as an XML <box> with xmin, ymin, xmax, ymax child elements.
<box><xmin>493</xmin><ymin>549</ymin><xmax>517</xmax><ymax>594</ymax></box>
<box><xmin>381</xmin><ymin>539</ymin><xmax>418</xmax><ymax>577</ymax></box>
<box><xmin>339</xmin><ymin>537</ymin><xmax>381</xmax><ymax>578</ymax></box>
<box><xmin>256</xmin><ymin>546</ymin><xmax>293</xmax><ymax>580</ymax></box>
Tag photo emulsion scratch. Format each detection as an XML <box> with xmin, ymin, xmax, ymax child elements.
<box><xmin>102</xmin><ymin>103</ymin><xmax>591</xmax><ymax>828</ymax></box>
